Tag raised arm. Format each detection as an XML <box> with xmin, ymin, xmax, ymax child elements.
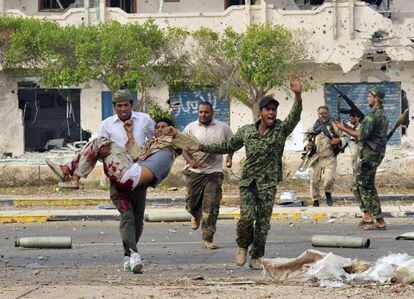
<box><xmin>281</xmin><ymin>75</ymin><xmax>303</xmax><ymax>136</ymax></box>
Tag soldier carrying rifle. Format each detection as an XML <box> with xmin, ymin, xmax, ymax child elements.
<box><xmin>335</xmin><ymin>87</ymin><xmax>389</xmax><ymax>230</ymax></box>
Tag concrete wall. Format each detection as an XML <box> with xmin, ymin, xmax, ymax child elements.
<box><xmin>0</xmin><ymin>73</ymin><xmax>24</xmax><ymax>157</ymax></box>
<box><xmin>2</xmin><ymin>0</ymin><xmax>414</xmax><ymax>159</ymax></box>
<box><xmin>137</xmin><ymin>0</ymin><xmax>226</xmax><ymax>14</ymax></box>
<box><xmin>80</xmin><ymin>80</ymin><xmax>103</xmax><ymax>134</ymax></box>
<box><xmin>390</xmin><ymin>0</ymin><xmax>414</xmax><ymax>20</ymax></box>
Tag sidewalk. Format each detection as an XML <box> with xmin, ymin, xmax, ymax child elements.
<box><xmin>1</xmin><ymin>205</ymin><xmax>414</xmax><ymax>223</ymax></box>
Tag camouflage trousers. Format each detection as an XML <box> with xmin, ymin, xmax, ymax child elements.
<box><xmin>66</xmin><ymin>137</ymin><xmax>134</xmax><ymax>211</ymax></box>
<box><xmin>186</xmin><ymin>172</ymin><xmax>223</xmax><ymax>242</ymax></box>
<box><xmin>352</xmin><ymin>160</ymin><xmax>384</xmax><ymax>219</ymax></box>
<box><xmin>237</xmin><ymin>181</ymin><xmax>275</xmax><ymax>258</ymax></box>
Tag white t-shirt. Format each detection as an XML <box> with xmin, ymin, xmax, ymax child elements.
<box><xmin>183</xmin><ymin>119</ymin><xmax>233</xmax><ymax>174</ymax></box>
<box><xmin>98</xmin><ymin>111</ymin><xmax>155</xmax><ymax>148</ymax></box>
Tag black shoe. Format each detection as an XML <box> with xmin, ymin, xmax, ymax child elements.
<box><xmin>325</xmin><ymin>192</ymin><xmax>333</xmax><ymax>207</ymax></box>
<box><xmin>313</xmin><ymin>200</ymin><xmax>320</xmax><ymax>207</ymax></box>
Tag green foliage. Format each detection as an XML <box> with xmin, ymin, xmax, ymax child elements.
<box><xmin>0</xmin><ymin>17</ymin><xmax>183</xmax><ymax>95</ymax></box>
<box><xmin>189</xmin><ymin>24</ymin><xmax>311</xmax><ymax>116</ymax></box>
<box><xmin>146</xmin><ymin>103</ymin><xmax>176</xmax><ymax>124</ymax></box>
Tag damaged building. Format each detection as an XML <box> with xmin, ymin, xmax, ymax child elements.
<box><xmin>0</xmin><ymin>0</ymin><xmax>413</xmax><ymax>177</ymax></box>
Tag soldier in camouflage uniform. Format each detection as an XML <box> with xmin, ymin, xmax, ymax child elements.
<box><xmin>336</xmin><ymin>87</ymin><xmax>389</xmax><ymax>230</ymax></box>
<box><xmin>199</xmin><ymin>76</ymin><xmax>303</xmax><ymax>269</ymax></box>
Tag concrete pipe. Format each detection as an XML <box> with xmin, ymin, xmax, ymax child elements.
<box><xmin>396</xmin><ymin>232</ymin><xmax>414</xmax><ymax>240</ymax></box>
<box><xmin>311</xmin><ymin>235</ymin><xmax>370</xmax><ymax>248</ymax></box>
<box><xmin>15</xmin><ymin>237</ymin><xmax>72</xmax><ymax>249</ymax></box>
<box><xmin>145</xmin><ymin>211</ymin><xmax>192</xmax><ymax>222</ymax></box>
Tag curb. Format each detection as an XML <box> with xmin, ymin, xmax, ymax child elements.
<box><xmin>0</xmin><ymin>197</ymin><xmax>186</xmax><ymax>208</ymax></box>
<box><xmin>1</xmin><ymin>211</ymin><xmax>414</xmax><ymax>224</ymax></box>
<box><xmin>1</xmin><ymin>195</ymin><xmax>414</xmax><ymax>208</ymax></box>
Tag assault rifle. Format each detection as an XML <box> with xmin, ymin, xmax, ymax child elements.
<box><xmin>298</xmin><ymin>131</ymin><xmax>318</xmax><ymax>172</ymax></box>
<box><xmin>332</xmin><ymin>85</ymin><xmax>409</xmax><ymax>148</ymax></box>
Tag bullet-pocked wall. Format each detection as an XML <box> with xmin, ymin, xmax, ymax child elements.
<box><xmin>1</xmin><ymin>0</ymin><xmax>414</xmax><ymax>157</ymax></box>
<box><xmin>0</xmin><ymin>73</ymin><xmax>24</xmax><ymax>157</ymax></box>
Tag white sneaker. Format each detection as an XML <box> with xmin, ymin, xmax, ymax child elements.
<box><xmin>123</xmin><ymin>256</ymin><xmax>131</xmax><ymax>271</ymax></box>
<box><xmin>130</xmin><ymin>251</ymin><xmax>143</xmax><ymax>274</ymax></box>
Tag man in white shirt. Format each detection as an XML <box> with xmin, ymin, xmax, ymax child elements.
<box><xmin>99</xmin><ymin>90</ymin><xmax>155</xmax><ymax>273</ymax></box>
<box><xmin>182</xmin><ymin>101</ymin><xmax>233</xmax><ymax>250</ymax></box>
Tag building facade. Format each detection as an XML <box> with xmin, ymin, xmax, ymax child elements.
<box><xmin>0</xmin><ymin>0</ymin><xmax>413</xmax><ymax>177</ymax></box>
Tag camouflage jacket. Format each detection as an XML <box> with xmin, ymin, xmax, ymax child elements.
<box><xmin>358</xmin><ymin>106</ymin><xmax>389</xmax><ymax>164</ymax></box>
<box><xmin>202</xmin><ymin>101</ymin><xmax>302</xmax><ymax>191</ymax></box>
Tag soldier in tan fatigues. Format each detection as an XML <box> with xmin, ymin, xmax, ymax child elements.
<box><xmin>305</xmin><ymin>106</ymin><xmax>348</xmax><ymax>207</ymax></box>
<box><xmin>347</xmin><ymin>111</ymin><xmax>361</xmax><ymax>171</ymax></box>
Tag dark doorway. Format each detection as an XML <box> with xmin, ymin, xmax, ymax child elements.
<box><xmin>226</xmin><ymin>0</ymin><xmax>256</xmax><ymax>9</ymax></box>
<box><xmin>17</xmin><ymin>83</ymin><xmax>89</xmax><ymax>152</ymax></box>
<box><xmin>39</xmin><ymin>0</ymin><xmax>76</xmax><ymax>11</ymax></box>
<box><xmin>106</xmin><ymin>0</ymin><xmax>136</xmax><ymax>13</ymax></box>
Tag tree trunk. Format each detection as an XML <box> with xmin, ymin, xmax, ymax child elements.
<box><xmin>252</xmin><ymin>103</ymin><xmax>260</xmax><ymax>121</ymax></box>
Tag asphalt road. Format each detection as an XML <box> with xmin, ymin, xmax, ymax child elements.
<box><xmin>1</xmin><ymin>217</ymin><xmax>414</xmax><ymax>286</ymax></box>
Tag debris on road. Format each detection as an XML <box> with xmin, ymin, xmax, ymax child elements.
<box><xmin>261</xmin><ymin>250</ymin><xmax>414</xmax><ymax>287</ymax></box>
<box><xmin>396</xmin><ymin>232</ymin><xmax>414</xmax><ymax>240</ymax></box>
<box><xmin>311</xmin><ymin>235</ymin><xmax>370</xmax><ymax>248</ymax></box>
<box><xmin>15</xmin><ymin>236</ymin><xmax>72</xmax><ymax>249</ymax></box>
<box><xmin>191</xmin><ymin>276</ymin><xmax>204</xmax><ymax>280</ymax></box>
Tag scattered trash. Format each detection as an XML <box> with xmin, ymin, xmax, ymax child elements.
<box><xmin>262</xmin><ymin>250</ymin><xmax>414</xmax><ymax>288</ymax></box>
<box><xmin>168</xmin><ymin>187</ymin><xmax>179</xmax><ymax>191</ymax></box>
<box><xmin>44</xmin><ymin>138</ymin><xmax>64</xmax><ymax>150</ymax></box>
<box><xmin>396</xmin><ymin>232</ymin><xmax>414</xmax><ymax>240</ymax></box>
<box><xmin>327</xmin><ymin>218</ymin><xmax>337</xmax><ymax>223</ymax></box>
<box><xmin>98</xmin><ymin>204</ymin><xmax>116</xmax><ymax>210</ymax></box>
<box><xmin>192</xmin><ymin>275</ymin><xmax>204</xmax><ymax>280</ymax></box>
<box><xmin>311</xmin><ymin>235</ymin><xmax>370</xmax><ymax>248</ymax></box>
<box><xmin>15</xmin><ymin>237</ymin><xmax>72</xmax><ymax>249</ymax></box>
<box><xmin>306</xmin><ymin>253</ymin><xmax>351</xmax><ymax>280</ymax></box>
<box><xmin>261</xmin><ymin>249</ymin><xmax>327</xmax><ymax>282</ymax></box>
<box><xmin>168</xmin><ymin>229</ymin><xmax>177</xmax><ymax>233</ymax></box>
<box><xmin>343</xmin><ymin>258</ymin><xmax>372</xmax><ymax>274</ymax></box>
<box><xmin>353</xmin><ymin>253</ymin><xmax>413</xmax><ymax>283</ymax></box>
<box><xmin>395</xmin><ymin>259</ymin><xmax>414</xmax><ymax>284</ymax></box>
<box><xmin>279</xmin><ymin>192</ymin><xmax>297</xmax><ymax>204</ymax></box>
<box><xmin>319</xmin><ymin>279</ymin><xmax>345</xmax><ymax>288</ymax></box>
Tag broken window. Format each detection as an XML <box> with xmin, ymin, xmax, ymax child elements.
<box><xmin>39</xmin><ymin>0</ymin><xmax>76</xmax><ymax>11</ymax></box>
<box><xmin>226</xmin><ymin>0</ymin><xmax>256</xmax><ymax>9</ymax></box>
<box><xmin>18</xmin><ymin>83</ymin><xmax>90</xmax><ymax>152</ymax></box>
<box><xmin>106</xmin><ymin>0</ymin><xmax>137</xmax><ymax>13</ymax></box>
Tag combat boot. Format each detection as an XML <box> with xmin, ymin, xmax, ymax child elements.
<box><xmin>249</xmin><ymin>258</ymin><xmax>263</xmax><ymax>270</ymax></box>
<box><xmin>203</xmin><ymin>241</ymin><xmax>218</xmax><ymax>250</ymax></box>
<box><xmin>235</xmin><ymin>247</ymin><xmax>247</xmax><ymax>266</ymax></box>
<box><xmin>191</xmin><ymin>216</ymin><xmax>200</xmax><ymax>230</ymax></box>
